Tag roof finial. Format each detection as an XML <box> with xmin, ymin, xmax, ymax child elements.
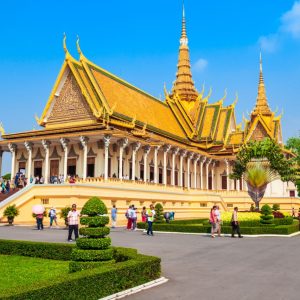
<box><xmin>76</xmin><ymin>35</ymin><xmax>82</xmax><ymax>56</ymax></box>
<box><xmin>63</xmin><ymin>32</ymin><xmax>67</xmax><ymax>54</ymax></box>
<box><xmin>260</xmin><ymin>50</ymin><xmax>263</xmax><ymax>73</ymax></box>
<box><xmin>180</xmin><ymin>0</ymin><xmax>187</xmax><ymax>44</ymax></box>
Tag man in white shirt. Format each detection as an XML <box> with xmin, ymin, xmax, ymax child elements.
<box><xmin>67</xmin><ymin>204</ymin><xmax>80</xmax><ymax>241</ymax></box>
<box><xmin>215</xmin><ymin>206</ymin><xmax>221</xmax><ymax>237</ymax></box>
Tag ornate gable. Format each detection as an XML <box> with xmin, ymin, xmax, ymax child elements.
<box><xmin>46</xmin><ymin>71</ymin><xmax>96</xmax><ymax>127</ymax></box>
<box><xmin>249</xmin><ymin>121</ymin><xmax>268</xmax><ymax>141</ymax></box>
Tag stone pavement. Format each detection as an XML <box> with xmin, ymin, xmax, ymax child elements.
<box><xmin>0</xmin><ymin>225</ymin><xmax>299</xmax><ymax>300</ymax></box>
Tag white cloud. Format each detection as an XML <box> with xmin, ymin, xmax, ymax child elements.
<box><xmin>281</xmin><ymin>1</ymin><xmax>300</xmax><ymax>38</ymax></box>
<box><xmin>258</xmin><ymin>1</ymin><xmax>300</xmax><ymax>52</ymax></box>
<box><xmin>258</xmin><ymin>34</ymin><xmax>279</xmax><ymax>53</ymax></box>
<box><xmin>193</xmin><ymin>58</ymin><xmax>208</xmax><ymax>72</ymax></box>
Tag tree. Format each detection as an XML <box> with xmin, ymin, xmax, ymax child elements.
<box><xmin>260</xmin><ymin>204</ymin><xmax>274</xmax><ymax>225</ymax></box>
<box><xmin>154</xmin><ymin>203</ymin><xmax>164</xmax><ymax>223</ymax></box>
<box><xmin>231</xmin><ymin>138</ymin><xmax>297</xmax><ymax>209</ymax></box>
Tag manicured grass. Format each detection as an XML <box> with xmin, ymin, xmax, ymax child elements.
<box><xmin>0</xmin><ymin>255</ymin><xmax>69</xmax><ymax>296</ymax></box>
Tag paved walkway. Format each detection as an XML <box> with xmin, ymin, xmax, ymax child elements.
<box><xmin>0</xmin><ymin>225</ymin><xmax>299</xmax><ymax>300</ymax></box>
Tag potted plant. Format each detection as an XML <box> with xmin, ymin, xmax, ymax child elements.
<box><xmin>60</xmin><ymin>206</ymin><xmax>71</xmax><ymax>227</ymax></box>
<box><xmin>3</xmin><ymin>204</ymin><xmax>19</xmax><ymax>225</ymax></box>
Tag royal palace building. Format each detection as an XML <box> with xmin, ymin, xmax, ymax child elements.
<box><xmin>0</xmin><ymin>8</ymin><xmax>297</xmax><ymax>223</ymax></box>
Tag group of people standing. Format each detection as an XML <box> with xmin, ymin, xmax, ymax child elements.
<box><xmin>210</xmin><ymin>206</ymin><xmax>243</xmax><ymax>238</ymax></box>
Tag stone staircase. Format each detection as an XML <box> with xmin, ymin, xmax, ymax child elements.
<box><xmin>0</xmin><ymin>189</ymin><xmax>21</xmax><ymax>203</ymax></box>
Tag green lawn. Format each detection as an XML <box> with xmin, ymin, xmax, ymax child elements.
<box><xmin>0</xmin><ymin>255</ymin><xmax>69</xmax><ymax>296</ymax></box>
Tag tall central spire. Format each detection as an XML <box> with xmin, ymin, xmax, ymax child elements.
<box><xmin>252</xmin><ymin>53</ymin><xmax>272</xmax><ymax>115</ymax></box>
<box><xmin>171</xmin><ymin>3</ymin><xmax>198</xmax><ymax>102</ymax></box>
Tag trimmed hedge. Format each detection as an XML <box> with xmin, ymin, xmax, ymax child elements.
<box><xmin>71</xmin><ymin>248</ymin><xmax>114</xmax><ymax>261</ymax></box>
<box><xmin>80</xmin><ymin>216</ymin><xmax>109</xmax><ymax>227</ymax></box>
<box><xmin>76</xmin><ymin>237</ymin><xmax>111</xmax><ymax>250</ymax></box>
<box><xmin>69</xmin><ymin>260</ymin><xmax>115</xmax><ymax>273</ymax></box>
<box><xmin>0</xmin><ymin>240</ymin><xmax>161</xmax><ymax>300</ymax></box>
<box><xmin>79</xmin><ymin>226</ymin><xmax>110</xmax><ymax>237</ymax></box>
<box><xmin>0</xmin><ymin>239</ymin><xmax>73</xmax><ymax>260</ymax></box>
<box><xmin>137</xmin><ymin>220</ymin><xmax>300</xmax><ymax>235</ymax></box>
<box><xmin>80</xmin><ymin>197</ymin><xmax>108</xmax><ymax>216</ymax></box>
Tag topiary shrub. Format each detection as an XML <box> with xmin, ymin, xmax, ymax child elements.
<box><xmin>69</xmin><ymin>197</ymin><xmax>114</xmax><ymax>272</ymax></box>
<box><xmin>154</xmin><ymin>203</ymin><xmax>164</xmax><ymax>223</ymax></box>
<box><xmin>260</xmin><ymin>204</ymin><xmax>274</xmax><ymax>225</ymax></box>
<box><xmin>272</xmin><ymin>204</ymin><xmax>280</xmax><ymax>212</ymax></box>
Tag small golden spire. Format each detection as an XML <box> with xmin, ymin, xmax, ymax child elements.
<box><xmin>63</xmin><ymin>33</ymin><xmax>67</xmax><ymax>54</ymax></box>
<box><xmin>171</xmin><ymin>2</ymin><xmax>198</xmax><ymax>102</ymax></box>
<box><xmin>253</xmin><ymin>52</ymin><xmax>272</xmax><ymax>115</ymax></box>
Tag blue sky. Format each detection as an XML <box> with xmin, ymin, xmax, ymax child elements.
<box><xmin>1</xmin><ymin>0</ymin><xmax>300</xmax><ymax>174</ymax></box>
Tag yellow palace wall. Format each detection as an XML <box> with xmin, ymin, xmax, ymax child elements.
<box><xmin>0</xmin><ymin>183</ymin><xmax>298</xmax><ymax>225</ymax></box>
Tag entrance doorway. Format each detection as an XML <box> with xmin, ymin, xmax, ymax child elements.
<box><xmin>50</xmin><ymin>160</ymin><xmax>59</xmax><ymax>177</ymax></box>
<box><xmin>167</xmin><ymin>169</ymin><xmax>171</xmax><ymax>185</ymax></box>
<box><xmin>18</xmin><ymin>162</ymin><xmax>26</xmax><ymax>175</ymax></box>
<box><xmin>67</xmin><ymin>158</ymin><xmax>76</xmax><ymax>176</ymax></box>
<box><xmin>34</xmin><ymin>160</ymin><xmax>43</xmax><ymax>178</ymax></box>
<box><xmin>87</xmin><ymin>157</ymin><xmax>95</xmax><ymax>178</ymax></box>
<box><xmin>175</xmin><ymin>171</ymin><xmax>178</xmax><ymax>186</ymax></box>
<box><xmin>159</xmin><ymin>168</ymin><xmax>163</xmax><ymax>184</ymax></box>
<box><xmin>208</xmin><ymin>176</ymin><xmax>212</xmax><ymax>190</ymax></box>
<box><xmin>221</xmin><ymin>175</ymin><xmax>227</xmax><ymax>190</ymax></box>
<box><xmin>150</xmin><ymin>166</ymin><xmax>154</xmax><ymax>182</ymax></box>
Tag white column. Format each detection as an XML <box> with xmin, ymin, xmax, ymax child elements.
<box><xmin>237</xmin><ymin>179</ymin><xmax>240</xmax><ymax>191</ymax></box>
<box><xmin>163</xmin><ymin>145</ymin><xmax>171</xmax><ymax>185</ymax></box>
<box><xmin>143</xmin><ymin>145</ymin><xmax>151</xmax><ymax>182</ymax></box>
<box><xmin>225</xmin><ymin>159</ymin><xmax>230</xmax><ymax>191</ymax></box>
<box><xmin>0</xmin><ymin>150</ymin><xmax>3</xmax><ymax>176</ymax></box>
<box><xmin>193</xmin><ymin>155</ymin><xmax>200</xmax><ymax>189</ymax></box>
<box><xmin>179</xmin><ymin>150</ymin><xmax>187</xmax><ymax>187</ymax></box>
<box><xmin>206</xmin><ymin>158</ymin><xmax>212</xmax><ymax>190</ymax></box>
<box><xmin>200</xmin><ymin>157</ymin><xmax>206</xmax><ymax>189</ymax></box>
<box><xmin>131</xmin><ymin>142</ymin><xmax>141</xmax><ymax>181</ymax></box>
<box><xmin>8</xmin><ymin>143</ymin><xmax>17</xmax><ymax>181</ymax></box>
<box><xmin>171</xmin><ymin>147</ymin><xmax>179</xmax><ymax>186</ymax></box>
<box><xmin>42</xmin><ymin>140</ymin><xmax>51</xmax><ymax>184</ymax></box>
<box><xmin>80</xmin><ymin>136</ymin><xmax>89</xmax><ymax>180</ymax></box>
<box><xmin>187</xmin><ymin>153</ymin><xmax>194</xmax><ymax>189</ymax></box>
<box><xmin>103</xmin><ymin>135</ymin><xmax>111</xmax><ymax>181</ymax></box>
<box><xmin>60</xmin><ymin>138</ymin><xmax>69</xmax><ymax>182</ymax></box>
<box><xmin>241</xmin><ymin>175</ymin><xmax>244</xmax><ymax>191</ymax></box>
<box><xmin>24</xmin><ymin>142</ymin><xmax>33</xmax><ymax>180</ymax></box>
<box><xmin>153</xmin><ymin>146</ymin><xmax>160</xmax><ymax>184</ymax></box>
<box><xmin>118</xmin><ymin>138</ymin><xmax>128</xmax><ymax>180</ymax></box>
<box><xmin>211</xmin><ymin>161</ymin><xmax>216</xmax><ymax>190</ymax></box>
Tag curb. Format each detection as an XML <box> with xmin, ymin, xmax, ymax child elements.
<box><xmin>99</xmin><ymin>277</ymin><xmax>169</xmax><ymax>300</ymax></box>
<box><xmin>137</xmin><ymin>229</ymin><xmax>300</xmax><ymax>238</ymax></box>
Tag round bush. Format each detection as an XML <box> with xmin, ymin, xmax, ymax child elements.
<box><xmin>261</xmin><ymin>215</ymin><xmax>274</xmax><ymax>221</ymax></box>
<box><xmin>76</xmin><ymin>237</ymin><xmax>111</xmax><ymax>250</ymax></box>
<box><xmin>71</xmin><ymin>248</ymin><xmax>113</xmax><ymax>261</ymax></box>
<box><xmin>81</xmin><ymin>197</ymin><xmax>108</xmax><ymax>216</ymax></box>
<box><xmin>79</xmin><ymin>227</ymin><xmax>110</xmax><ymax>237</ymax></box>
<box><xmin>80</xmin><ymin>216</ymin><xmax>109</xmax><ymax>227</ymax></box>
<box><xmin>69</xmin><ymin>260</ymin><xmax>115</xmax><ymax>273</ymax></box>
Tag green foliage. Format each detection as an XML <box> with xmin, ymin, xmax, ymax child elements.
<box><xmin>137</xmin><ymin>220</ymin><xmax>299</xmax><ymax>235</ymax></box>
<box><xmin>260</xmin><ymin>204</ymin><xmax>274</xmax><ymax>225</ymax></box>
<box><xmin>273</xmin><ymin>217</ymin><xmax>293</xmax><ymax>225</ymax></box>
<box><xmin>80</xmin><ymin>216</ymin><xmax>109</xmax><ymax>227</ymax></box>
<box><xmin>272</xmin><ymin>204</ymin><xmax>280</xmax><ymax>211</ymax></box>
<box><xmin>3</xmin><ymin>205</ymin><xmax>19</xmax><ymax>218</ymax></box>
<box><xmin>0</xmin><ymin>240</ymin><xmax>74</xmax><ymax>260</ymax></box>
<box><xmin>71</xmin><ymin>248</ymin><xmax>114</xmax><ymax>261</ymax></box>
<box><xmin>286</xmin><ymin>137</ymin><xmax>300</xmax><ymax>165</ymax></box>
<box><xmin>71</xmin><ymin>197</ymin><xmax>112</xmax><ymax>272</ymax></box>
<box><xmin>81</xmin><ymin>197</ymin><xmax>108</xmax><ymax>216</ymax></box>
<box><xmin>230</xmin><ymin>138</ymin><xmax>296</xmax><ymax>183</ymax></box>
<box><xmin>2</xmin><ymin>173</ymin><xmax>11</xmax><ymax>180</ymax></box>
<box><xmin>154</xmin><ymin>203</ymin><xmax>164</xmax><ymax>223</ymax></box>
<box><xmin>0</xmin><ymin>240</ymin><xmax>161</xmax><ymax>300</ymax></box>
<box><xmin>76</xmin><ymin>237</ymin><xmax>111</xmax><ymax>250</ymax></box>
<box><xmin>69</xmin><ymin>260</ymin><xmax>114</xmax><ymax>273</ymax></box>
<box><xmin>79</xmin><ymin>227</ymin><xmax>110</xmax><ymax>237</ymax></box>
<box><xmin>59</xmin><ymin>207</ymin><xmax>71</xmax><ymax>219</ymax></box>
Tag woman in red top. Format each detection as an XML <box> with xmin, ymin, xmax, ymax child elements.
<box><xmin>209</xmin><ymin>206</ymin><xmax>217</xmax><ymax>238</ymax></box>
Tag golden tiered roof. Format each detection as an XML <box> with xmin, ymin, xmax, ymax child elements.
<box><xmin>0</xmin><ymin>7</ymin><xmax>283</xmax><ymax>157</ymax></box>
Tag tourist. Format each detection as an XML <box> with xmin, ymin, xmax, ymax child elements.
<box><xmin>1</xmin><ymin>181</ymin><xmax>6</xmax><ymax>194</ymax></box>
<box><xmin>49</xmin><ymin>207</ymin><xmax>58</xmax><ymax>227</ymax></box>
<box><xmin>292</xmin><ymin>207</ymin><xmax>295</xmax><ymax>218</ymax></box>
<box><xmin>5</xmin><ymin>181</ymin><xmax>10</xmax><ymax>193</ymax></box>
<box><xmin>131</xmin><ymin>205</ymin><xmax>137</xmax><ymax>230</ymax></box>
<box><xmin>298</xmin><ymin>209</ymin><xmax>300</xmax><ymax>220</ymax></box>
<box><xmin>209</xmin><ymin>206</ymin><xmax>217</xmax><ymax>238</ymax></box>
<box><xmin>146</xmin><ymin>204</ymin><xmax>155</xmax><ymax>236</ymax></box>
<box><xmin>67</xmin><ymin>204</ymin><xmax>80</xmax><ymax>242</ymax></box>
<box><xmin>36</xmin><ymin>212</ymin><xmax>44</xmax><ymax>230</ymax></box>
<box><xmin>39</xmin><ymin>176</ymin><xmax>45</xmax><ymax>184</ymax></box>
<box><xmin>215</xmin><ymin>205</ymin><xmax>222</xmax><ymax>237</ymax></box>
<box><xmin>126</xmin><ymin>205</ymin><xmax>133</xmax><ymax>230</ymax></box>
<box><xmin>141</xmin><ymin>206</ymin><xmax>147</xmax><ymax>222</ymax></box>
<box><xmin>231</xmin><ymin>207</ymin><xmax>243</xmax><ymax>238</ymax></box>
<box><xmin>111</xmin><ymin>205</ymin><xmax>117</xmax><ymax>228</ymax></box>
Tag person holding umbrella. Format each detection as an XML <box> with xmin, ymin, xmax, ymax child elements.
<box><xmin>32</xmin><ymin>205</ymin><xmax>45</xmax><ymax>230</ymax></box>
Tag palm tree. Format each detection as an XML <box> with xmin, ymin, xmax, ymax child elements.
<box><xmin>244</xmin><ymin>159</ymin><xmax>279</xmax><ymax>210</ymax></box>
